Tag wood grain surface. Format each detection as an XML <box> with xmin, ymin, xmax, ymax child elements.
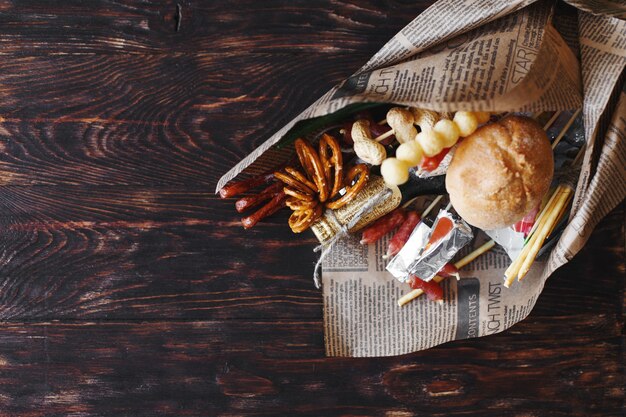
<box><xmin>0</xmin><ymin>1</ymin><xmax>623</xmax><ymax>416</ymax></box>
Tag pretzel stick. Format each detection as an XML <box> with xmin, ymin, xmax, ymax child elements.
<box><xmin>549</xmin><ymin>197</ymin><xmax>571</xmax><ymax>236</ymax></box>
<box><xmin>518</xmin><ymin>187</ymin><xmax>572</xmax><ymax>280</ymax></box>
<box><xmin>524</xmin><ymin>185</ymin><xmax>563</xmax><ymax>244</ymax></box>
<box><xmin>504</xmin><ymin>186</ymin><xmax>565</xmax><ymax>286</ymax></box>
<box><xmin>398</xmin><ymin>240</ymin><xmax>495</xmax><ymax>307</ymax></box>
<box><xmin>504</xmin><ymin>186</ymin><xmax>569</xmax><ymax>286</ymax></box>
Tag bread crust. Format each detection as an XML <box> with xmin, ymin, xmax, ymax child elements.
<box><xmin>445</xmin><ymin>115</ymin><xmax>553</xmax><ymax>230</ymax></box>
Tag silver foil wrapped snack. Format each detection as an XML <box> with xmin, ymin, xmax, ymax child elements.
<box><xmin>407</xmin><ymin>209</ymin><xmax>473</xmax><ymax>282</ymax></box>
<box><xmin>386</xmin><ymin>221</ymin><xmax>431</xmax><ymax>283</ymax></box>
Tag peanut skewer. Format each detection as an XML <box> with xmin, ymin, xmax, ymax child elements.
<box><xmin>374</xmin><ymin>109</ymin><xmax>490</xmax><ymax>186</ymax></box>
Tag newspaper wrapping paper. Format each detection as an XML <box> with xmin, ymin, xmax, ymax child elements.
<box><xmin>216</xmin><ymin>0</ymin><xmax>626</xmax><ymax>357</ymax></box>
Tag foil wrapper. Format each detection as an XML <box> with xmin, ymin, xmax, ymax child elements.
<box><xmin>485</xmin><ymin>227</ymin><xmax>525</xmax><ymax>261</ymax></box>
<box><xmin>386</xmin><ymin>221</ymin><xmax>431</xmax><ymax>283</ymax></box>
<box><xmin>406</xmin><ymin>209</ymin><xmax>473</xmax><ymax>281</ymax></box>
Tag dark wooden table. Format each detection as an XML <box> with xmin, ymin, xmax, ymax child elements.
<box><xmin>0</xmin><ymin>1</ymin><xmax>623</xmax><ymax>415</ymax></box>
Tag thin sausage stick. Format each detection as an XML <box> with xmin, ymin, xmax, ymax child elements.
<box><xmin>235</xmin><ymin>182</ymin><xmax>283</xmax><ymax>213</ymax></box>
<box><xmin>241</xmin><ymin>191</ymin><xmax>287</xmax><ymax>229</ymax></box>
<box><xmin>398</xmin><ymin>275</ymin><xmax>445</xmax><ymax>307</ymax></box>
<box><xmin>220</xmin><ymin>173</ymin><xmax>275</xmax><ymax>198</ymax></box>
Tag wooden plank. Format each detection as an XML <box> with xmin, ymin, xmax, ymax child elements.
<box><xmin>530</xmin><ymin>204</ymin><xmax>625</xmax><ymax>316</ymax></box>
<box><xmin>0</xmin><ymin>315</ymin><xmax>621</xmax><ymax>416</ymax></box>
<box><xmin>0</xmin><ymin>186</ymin><xmax>322</xmax><ymax>320</ymax></box>
<box><xmin>0</xmin><ymin>52</ymin><xmax>370</xmax><ymax>185</ymax></box>
<box><xmin>0</xmin><ymin>184</ymin><xmax>620</xmax><ymax>321</ymax></box>
<box><xmin>0</xmin><ymin>0</ymin><xmax>418</xmax><ymax>55</ymax></box>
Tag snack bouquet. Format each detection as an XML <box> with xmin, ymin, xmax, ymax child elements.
<box><xmin>217</xmin><ymin>0</ymin><xmax>626</xmax><ymax>357</ymax></box>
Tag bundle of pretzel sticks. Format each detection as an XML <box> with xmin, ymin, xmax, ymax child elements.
<box><xmin>219</xmin><ymin>105</ymin><xmax>581</xmax><ymax>305</ymax></box>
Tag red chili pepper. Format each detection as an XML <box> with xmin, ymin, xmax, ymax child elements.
<box><xmin>438</xmin><ymin>263</ymin><xmax>460</xmax><ymax>279</ymax></box>
<box><xmin>408</xmin><ymin>275</ymin><xmax>443</xmax><ymax>301</ymax></box>
<box><xmin>386</xmin><ymin>211</ymin><xmax>421</xmax><ymax>257</ymax></box>
<box><xmin>513</xmin><ymin>205</ymin><xmax>540</xmax><ymax>236</ymax></box>
<box><xmin>420</xmin><ymin>147</ymin><xmax>451</xmax><ymax>172</ymax></box>
<box><xmin>360</xmin><ymin>208</ymin><xmax>406</xmax><ymax>244</ymax></box>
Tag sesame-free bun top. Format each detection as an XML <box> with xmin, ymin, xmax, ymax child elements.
<box><xmin>445</xmin><ymin>115</ymin><xmax>553</xmax><ymax>230</ymax></box>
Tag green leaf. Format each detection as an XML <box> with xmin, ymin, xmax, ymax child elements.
<box><xmin>276</xmin><ymin>102</ymin><xmax>385</xmax><ymax>149</ymax></box>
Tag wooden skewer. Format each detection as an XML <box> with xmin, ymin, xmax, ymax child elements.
<box><xmin>421</xmin><ymin>195</ymin><xmax>443</xmax><ymax>218</ymax></box>
<box><xmin>397</xmin><ymin>240</ymin><xmax>495</xmax><ymax>307</ymax></box>
<box><xmin>375</xmin><ymin>110</ymin><xmax>496</xmax><ymax>142</ymax></box>
<box><xmin>374</xmin><ymin>129</ymin><xmax>395</xmax><ymax>142</ymax></box>
<box><xmin>401</xmin><ymin>194</ymin><xmax>443</xmax><ymax>212</ymax></box>
<box><xmin>572</xmin><ymin>144</ymin><xmax>586</xmax><ymax>165</ymax></box>
<box><xmin>401</xmin><ymin>196</ymin><xmax>419</xmax><ymax>209</ymax></box>
<box><xmin>518</xmin><ymin>187</ymin><xmax>572</xmax><ymax>280</ymax></box>
<box><xmin>551</xmin><ymin>109</ymin><xmax>581</xmax><ymax>150</ymax></box>
<box><xmin>543</xmin><ymin>111</ymin><xmax>561</xmax><ymax>130</ymax></box>
<box><xmin>454</xmin><ymin>240</ymin><xmax>496</xmax><ymax>269</ymax></box>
